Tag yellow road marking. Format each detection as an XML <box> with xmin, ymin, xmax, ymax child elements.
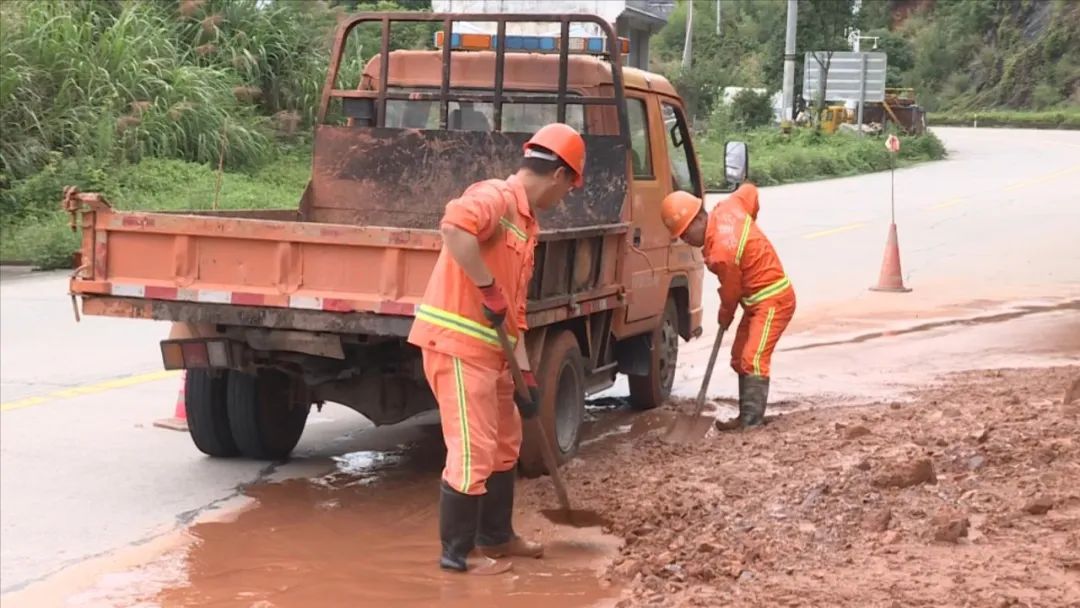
<box><xmin>0</xmin><ymin>370</ymin><xmax>181</xmax><ymax>412</ymax></box>
<box><xmin>928</xmin><ymin>196</ymin><xmax>968</xmax><ymax>210</ymax></box>
<box><xmin>802</xmin><ymin>222</ymin><xmax>866</xmax><ymax>240</ymax></box>
<box><xmin>1003</xmin><ymin>165</ymin><xmax>1080</xmax><ymax>192</ymax></box>
<box><xmin>927</xmin><ymin>164</ymin><xmax>1080</xmax><ymax>210</ymax></box>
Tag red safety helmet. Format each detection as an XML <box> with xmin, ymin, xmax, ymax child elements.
<box><xmin>660</xmin><ymin>191</ymin><xmax>704</xmax><ymax>238</ymax></box>
<box><xmin>523</xmin><ymin>123</ymin><xmax>586</xmax><ymax>187</ymax></box>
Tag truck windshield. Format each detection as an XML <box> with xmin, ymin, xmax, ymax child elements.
<box><xmin>384</xmin><ymin>88</ymin><xmax>586</xmax><ymax>134</ymax></box>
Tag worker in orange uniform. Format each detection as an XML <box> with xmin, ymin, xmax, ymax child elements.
<box><xmin>407</xmin><ymin>123</ymin><xmax>586</xmax><ymax>575</ymax></box>
<box><xmin>660</xmin><ymin>183</ymin><xmax>795</xmax><ymax>429</ymax></box>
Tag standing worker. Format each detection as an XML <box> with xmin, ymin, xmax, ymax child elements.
<box><xmin>407</xmin><ymin>123</ymin><xmax>586</xmax><ymax>575</ymax></box>
<box><xmin>660</xmin><ymin>183</ymin><xmax>795</xmax><ymax>429</ymax></box>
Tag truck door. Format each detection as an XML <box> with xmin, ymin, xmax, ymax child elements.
<box><xmin>659</xmin><ymin>100</ymin><xmax>704</xmax><ymax>273</ymax></box>
<box><xmin>624</xmin><ymin>94</ymin><xmax>671</xmax><ymax>323</ymax></box>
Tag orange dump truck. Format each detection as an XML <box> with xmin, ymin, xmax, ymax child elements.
<box><xmin>65</xmin><ymin>13</ymin><xmax>745</xmax><ymax>474</ymax></box>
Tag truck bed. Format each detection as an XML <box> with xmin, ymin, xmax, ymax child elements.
<box><xmin>65</xmin><ymin>190</ymin><xmax>628</xmax><ymax>336</ymax></box>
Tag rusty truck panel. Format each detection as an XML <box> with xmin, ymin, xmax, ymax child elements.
<box><xmin>65</xmin><ymin>189</ymin><xmax>440</xmax><ymax>320</ymax></box>
<box><xmin>306</xmin><ymin>127</ymin><xmax>627</xmax><ymax>230</ymax></box>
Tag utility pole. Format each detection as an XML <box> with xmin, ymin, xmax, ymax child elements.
<box><xmin>682</xmin><ymin>0</ymin><xmax>693</xmax><ymax>70</ymax></box>
<box><xmin>781</xmin><ymin>0</ymin><xmax>798</xmax><ymax>124</ymax></box>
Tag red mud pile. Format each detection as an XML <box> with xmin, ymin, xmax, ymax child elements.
<box><xmin>520</xmin><ymin>366</ymin><xmax>1080</xmax><ymax>608</ymax></box>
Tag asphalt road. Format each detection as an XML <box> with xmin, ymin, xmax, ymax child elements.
<box><xmin>1</xmin><ymin>127</ymin><xmax>1078</xmax><ymax>598</ymax></box>
<box><xmin>706</xmin><ymin>127</ymin><xmax>1080</xmax><ymax>322</ymax></box>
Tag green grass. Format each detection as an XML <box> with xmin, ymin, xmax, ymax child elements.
<box><xmin>697</xmin><ymin>128</ymin><xmax>947</xmax><ymax>189</ymax></box>
<box><xmin>0</xmin><ymin>149</ymin><xmax>311</xmax><ymax>269</ymax></box>
<box><xmin>929</xmin><ymin>108</ymin><xmax>1080</xmax><ymax>129</ymax></box>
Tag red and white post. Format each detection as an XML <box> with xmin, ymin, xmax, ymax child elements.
<box><xmin>870</xmin><ymin>134</ymin><xmax>912</xmax><ymax>293</ymax></box>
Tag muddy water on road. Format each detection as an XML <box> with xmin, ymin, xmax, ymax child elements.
<box><xmin>154</xmin><ymin>428</ymin><xmax>621</xmax><ymax>608</ymax></box>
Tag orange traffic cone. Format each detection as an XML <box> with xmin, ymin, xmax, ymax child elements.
<box><xmin>870</xmin><ymin>223</ymin><xmax>912</xmax><ymax>293</ymax></box>
<box><xmin>153</xmin><ymin>371</ymin><xmax>189</xmax><ymax>432</ymax></box>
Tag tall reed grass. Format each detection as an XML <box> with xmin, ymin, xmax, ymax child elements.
<box><xmin>0</xmin><ymin>0</ymin><xmax>399</xmax><ymax>191</ymax></box>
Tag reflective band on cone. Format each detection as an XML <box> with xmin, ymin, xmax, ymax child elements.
<box><xmin>153</xmin><ymin>370</ymin><xmax>189</xmax><ymax>432</ymax></box>
<box><xmin>870</xmin><ymin>223</ymin><xmax>912</xmax><ymax>293</ymax></box>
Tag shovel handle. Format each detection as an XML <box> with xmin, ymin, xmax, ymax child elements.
<box><xmin>690</xmin><ymin>327</ymin><xmax>726</xmax><ymax>418</ymax></box>
<box><xmin>493</xmin><ymin>324</ymin><xmax>573</xmax><ymax>514</ymax></box>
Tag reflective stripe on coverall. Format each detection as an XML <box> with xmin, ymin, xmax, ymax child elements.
<box><xmin>422</xmin><ymin>351</ymin><xmax>522</xmax><ymax>495</ymax></box>
<box><xmin>702</xmin><ymin>183</ymin><xmax>796</xmax><ymax>378</ymax></box>
<box><xmin>406</xmin><ymin>175</ymin><xmax>538</xmax><ymax>495</ymax></box>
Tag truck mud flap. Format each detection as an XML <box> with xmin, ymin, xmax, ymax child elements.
<box><xmin>613</xmin><ymin>333</ymin><xmax>652</xmax><ymax>376</ymax></box>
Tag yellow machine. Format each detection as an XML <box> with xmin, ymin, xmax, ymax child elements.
<box><xmin>817</xmin><ymin>90</ymin><xmax>927</xmax><ymax>135</ymax></box>
<box><xmin>820</xmin><ymin>105</ymin><xmax>850</xmax><ymax>134</ymax></box>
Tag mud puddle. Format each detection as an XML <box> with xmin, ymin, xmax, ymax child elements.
<box><xmin>155</xmin><ymin>480</ymin><xmax>618</xmax><ymax>607</ymax></box>
<box><xmin>7</xmin><ymin>406</ymin><xmax>676</xmax><ymax>608</ymax></box>
<box><xmin>145</xmin><ymin>425</ymin><xmax>622</xmax><ymax>608</ymax></box>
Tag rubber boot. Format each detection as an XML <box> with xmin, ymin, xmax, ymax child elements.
<box><xmin>740</xmin><ymin>374</ymin><xmax>770</xmax><ymax>427</ymax></box>
<box><xmin>439</xmin><ymin>481</ymin><xmax>512</xmax><ymax>575</ymax></box>
<box><xmin>477</xmin><ymin>469</ymin><xmax>544</xmax><ymax>559</ymax></box>
<box><xmin>714</xmin><ymin>375</ymin><xmax>749</xmax><ymax>431</ymax></box>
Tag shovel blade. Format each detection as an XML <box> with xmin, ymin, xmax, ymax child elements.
<box><xmin>662</xmin><ymin>413</ymin><xmax>715</xmax><ymax>444</ymax></box>
<box><xmin>540</xmin><ymin>508</ymin><xmax>611</xmax><ymax>528</ymax></box>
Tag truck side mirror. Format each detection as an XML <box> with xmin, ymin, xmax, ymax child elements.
<box><xmin>724</xmin><ymin>141</ymin><xmax>749</xmax><ymax>186</ymax></box>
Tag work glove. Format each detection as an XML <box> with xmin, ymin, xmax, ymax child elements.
<box><xmin>719</xmin><ymin>308</ymin><xmax>735</xmax><ymax>332</ymax></box>
<box><xmin>478</xmin><ymin>281</ymin><xmax>508</xmax><ymax>327</ymax></box>
<box><xmin>514</xmin><ymin>370</ymin><xmax>541</xmax><ymax>420</ymax></box>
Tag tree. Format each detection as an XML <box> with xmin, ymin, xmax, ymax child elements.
<box><xmin>867</xmin><ymin>29</ymin><xmax>914</xmax><ymax>87</ymax></box>
<box><xmin>798</xmin><ymin>0</ymin><xmax>856</xmax><ymax>123</ymax></box>
<box><xmin>855</xmin><ymin>0</ymin><xmax>892</xmax><ymax>32</ymax></box>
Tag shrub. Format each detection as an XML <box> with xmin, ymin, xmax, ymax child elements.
<box><xmin>729</xmin><ymin>89</ymin><xmax>775</xmax><ymax>130</ymax></box>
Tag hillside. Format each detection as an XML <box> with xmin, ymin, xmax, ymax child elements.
<box><xmin>651</xmin><ymin>0</ymin><xmax>1080</xmax><ymax>118</ymax></box>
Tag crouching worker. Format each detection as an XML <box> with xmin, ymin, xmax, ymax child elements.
<box><xmin>406</xmin><ymin>124</ymin><xmax>586</xmax><ymax>574</ymax></box>
<box><xmin>660</xmin><ymin>183</ymin><xmax>796</xmax><ymax>429</ymax></box>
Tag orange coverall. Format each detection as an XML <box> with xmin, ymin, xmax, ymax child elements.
<box><xmin>407</xmin><ymin>175</ymin><xmax>537</xmax><ymax>496</ymax></box>
<box><xmin>703</xmin><ymin>183</ymin><xmax>796</xmax><ymax>377</ymax></box>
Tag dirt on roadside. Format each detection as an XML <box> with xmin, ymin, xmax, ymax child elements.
<box><xmin>15</xmin><ymin>365</ymin><xmax>1076</xmax><ymax>608</ymax></box>
<box><xmin>517</xmin><ymin>365</ymin><xmax>1080</xmax><ymax>608</ymax></box>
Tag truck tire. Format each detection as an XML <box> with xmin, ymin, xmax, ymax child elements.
<box><xmin>185</xmin><ymin>370</ymin><xmax>239</xmax><ymax>457</ymax></box>
<box><xmin>226</xmin><ymin>369</ymin><xmax>309</xmax><ymax>460</ymax></box>
<box><xmin>518</xmin><ymin>330</ymin><xmax>585</xmax><ymax>478</ymax></box>
<box><xmin>628</xmin><ymin>297</ymin><xmax>679</xmax><ymax>410</ymax></box>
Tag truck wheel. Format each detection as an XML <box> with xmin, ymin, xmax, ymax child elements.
<box><xmin>226</xmin><ymin>369</ymin><xmax>310</xmax><ymax>460</ymax></box>
<box><xmin>518</xmin><ymin>330</ymin><xmax>585</xmax><ymax>478</ymax></box>
<box><xmin>185</xmin><ymin>370</ymin><xmax>239</xmax><ymax>457</ymax></box>
<box><xmin>628</xmin><ymin>297</ymin><xmax>679</xmax><ymax>410</ymax></box>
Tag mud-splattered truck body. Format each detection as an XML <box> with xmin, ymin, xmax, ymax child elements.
<box><xmin>65</xmin><ymin>13</ymin><xmax>713</xmax><ymax>474</ymax></box>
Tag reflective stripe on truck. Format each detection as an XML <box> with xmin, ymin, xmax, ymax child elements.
<box><xmin>106</xmin><ymin>283</ymin><xmax>418</xmax><ymax>315</ymax></box>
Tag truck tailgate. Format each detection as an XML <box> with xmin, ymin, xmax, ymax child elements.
<box><xmin>66</xmin><ymin>191</ymin><xmax>439</xmax><ymax>319</ymax></box>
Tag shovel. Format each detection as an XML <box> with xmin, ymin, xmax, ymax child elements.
<box><xmin>663</xmin><ymin>327</ymin><xmax>725</xmax><ymax>443</ymax></box>
<box><xmin>492</xmin><ymin>324</ymin><xmax>574</xmax><ymax>518</ymax></box>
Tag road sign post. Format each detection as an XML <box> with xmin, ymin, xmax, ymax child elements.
<box><xmin>856</xmin><ymin>53</ymin><xmax>867</xmax><ymax>136</ymax></box>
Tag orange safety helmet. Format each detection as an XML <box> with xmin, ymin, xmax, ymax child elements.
<box><xmin>523</xmin><ymin>123</ymin><xmax>586</xmax><ymax>187</ymax></box>
<box><xmin>660</xmin><ymin>191</ymin><xmax>704</xmax><ymax>238</ymax></box>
